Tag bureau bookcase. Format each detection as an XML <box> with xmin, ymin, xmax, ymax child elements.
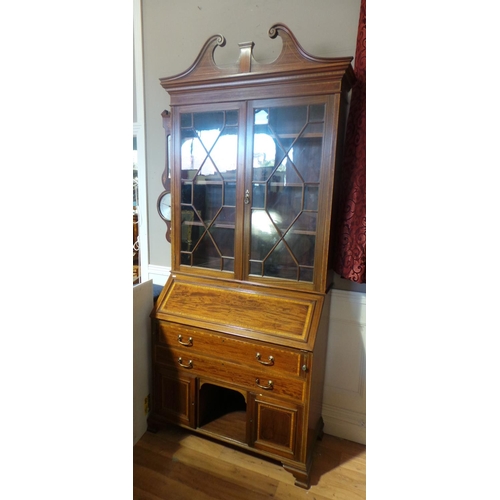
<box><xmin>148</xmin><ymin>24</ymin><xmax>354</xmax><ymax>488</ymax></box>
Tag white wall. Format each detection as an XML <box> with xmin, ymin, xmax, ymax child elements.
<box><xmin>323</xmin><ymin>289</ymin><xmax>366</xmax><ymax>444</ymax></box>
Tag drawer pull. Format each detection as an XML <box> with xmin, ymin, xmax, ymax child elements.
<box><xmin>178</xmin><ymin>357</ymin><xmax>193</xmax><ymax>369</ymax></box>
<box><xmin>177</xmin><ymin>335</ymin><xmax>193</xmax><ymax>347</ymax></box>
<box><xmin>255</xmin><ymin>353</ymin><xmax>274</xmax><ymax>366</ymax></box>
<box><xmin>255</xmin><ymin>378</ymin><xmax>273</xmax><ymax>390</ymax></box>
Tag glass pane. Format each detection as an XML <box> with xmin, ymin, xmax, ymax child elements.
<box><xmin>199</xmin><ymin>183</ymin><xmax>223</xmax><ymax>222</ymax></box>
<box><xmin>180</xmin><ymin>113</ymin><xmax>193</xmax><ymax>128</ymax></box>
<box><xmin>224</xmin><ymin>182</ymin><xmax>236</xmax><ymax>206</ymax></box>
<box><xmin>180</xmin><ymin>206</ymin><xmax>200</xmax><ymax>252</ymax></box>
<box><xmin>210</xmin><ymin>225</ymin><xmax>234</xmax><ymax>258</ymax></box>
<box><xmin>252</xmin><ymin>183</ymin><xmax>266</xmax><ymax>209</ymax></box>
<box><xmin>267</xmin><ymin>185</ymin><xmax>302</xmax><ymax>229</ymax></box>
<box><xmin>249</xmin><ymin>261</ymin><xmax>263</xmax><ymax>276</ymax></box>
<box><xmin>192</xmin><ymin>231</ymin><xmax>221</xmax><ymax>269</ymax></box>
<box><xmin>269</xmin><ymin>106</ymin><xmax>307</xmax><ymax>136</ymax></box>
<box><xmin>211</xmin><ymin>206</ymin><xmax>235</xmax><ymax>258</ymax></box>
<box><xmin>181</xmin><ymin>252</ymin><xmax>192</xmax><ymax>266</ymax></box>
<box><xmin>293</xmin><ymin>211</ymin><xmax>317</xmax><ymax>232</ymax></box>
<box><xmin>304</xmin><ymin>185</ymin><xmax>319</xmax><ymax>211</ymax></box>
<box><xmin>225</xmin><ymin>110</ymin><xmax>238</xmax><ymax>126</ymax></box>
<box><xmin>309</xmin><ymin>104</ymin><xmax>325</xmax><ymax>122</ymax></box>
<box><xmin>211</xmin><ymin>130</ymin><xmax>238</xmax><ymax>180</ymax></box>
<box><xmin>181</xmin><ymin>182</ymin><xmax>193</xmax><ymax>204</ymax></box>
<box><xmin>284</xmin><ymin>231</ymin><xmax>316</xmax><ymax>267</ymax></box>
<box><xmin>222</xmin><ymin>258</ymin><xmax>234</xmax><ymax>272</ymax></box>
<box><xmin>290</xmin><ymin>135</ymin><xmax>323</xmax><ymax>183</ymax></box>
<box><xmin>249</xmin><ymin>103</ymin><xmax>324</xmax><ymax>282</ymax></box>
<box><xmin>253</xmin><ymin>132</ymin><xmax>276</xmax><ymax>177</ymax></box>
<box><xmin>179</xmin><ymin>109</ymin><xmax>238</xmax><ymax>272</ymax></box>
<box><xmin>250</xmin><ymin>210</ymin><xmax>280</xmax><ymax>261</ymax></box>
<box><xmin>300</xmin><ymin>267</ymin><xmax>314</xmax><ymax>282</ymax></box>
<box><xmin>263</xmin><ymin>240</ymin><xmax>298</xmax><ymax>280</ymax></box>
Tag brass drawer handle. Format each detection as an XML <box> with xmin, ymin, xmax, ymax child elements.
<box><xmin>255</xmin><ymin>353</ymin><xmax>274</xmax><ymax>366</ymax></box>
<box><xmin>177</xmin><ymin>334</ymin><xmax>193</xmax><ymax>347</ymax></box>
<box><xmin>178</xmin><ymin>357</ymin><xmax>193</xmax><ymax>369</ymax></box>
<box><xmin>255</xmin><ymin>378</ymin><xmax>273</xmax><ymax>390</ymax></box>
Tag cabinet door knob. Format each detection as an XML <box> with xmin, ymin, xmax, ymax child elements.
<box><xmin>255</xmin><ymin>378</ymin><xmax>273</xmax><ymax>390</ymax></box>
<box><xmin>244</xmin><ymin>189</ymin><xmax>250</xmax><ymax>205</ymax></box>
<box><xmin>256</xmin><ymin>353</ymin><xmax>274</xmax><ymax>366</ymax></box>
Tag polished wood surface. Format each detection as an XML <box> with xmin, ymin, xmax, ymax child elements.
<box><xmin>160</xmin><ymin>24</ymin><xmax>354</xmax><ymax>108</ymax></box>
<box><xmin>160</xmin><ymin>24</ymin><xmax>353</xmax><ymax>293</ymax></box>
<box><xmin>134</xmin><ymin>425</ymin><xmax>366</xmax><ymax>500</ymax></box>
<box><xmin>149</xmin><ymin>24</ymin><xmax>354</xmax><ymax>489</ymax></box>
<box><xmin>154</xmin><ymin>273</ymin><xmax>325</xmax><ymax>350</ymax></box>
<box><xmin>149</xmin><ymin>273</ymin><xmax>331</xmax><ymax>486</ymax></box>
<box><xmin>154</xmin><ymin>345</ymin><xmax>306</xmax><ymax>402</ymax></box>
<box><xmin>157</xmin><ymin>322</ymin><xmax>305</xmax><ymax>377</ymax></box>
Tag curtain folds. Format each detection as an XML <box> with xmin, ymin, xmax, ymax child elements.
<box><xmin>333</xmin><ymin>0</ymin><xmax>366</xmax><ymax>283</ymax></box>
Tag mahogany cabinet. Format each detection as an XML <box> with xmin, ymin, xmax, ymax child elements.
<box><xmin>148</xmin><ymin>24</ymin><xmax>354</xmax><ymax>488</ymax></box>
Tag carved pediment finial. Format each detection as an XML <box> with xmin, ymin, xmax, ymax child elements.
<box><xmin>238</xmin><ymin>41</ymin><xmax>255</xmax><ymax>73</ymax></box>
<box><xmin>160</xmin><ymin>23</ymin><xmax>354</xmax><ymax>92</ymax></box>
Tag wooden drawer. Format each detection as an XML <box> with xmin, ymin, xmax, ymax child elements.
<box><xmin>154</xmin><ymin>345</ymin><xmax>306</xmax><ymax>403</ymax></box>
<box><xmin>156</xmin><ymin>321</ymin><xmax>307</xmax><ymax>378</ymax></box>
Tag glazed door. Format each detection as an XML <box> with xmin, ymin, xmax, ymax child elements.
<box><xmin>245</xmin><ymin>97</ymin><xmax>333</xmax><ymax>288</ymax></box>
<box><xmin>174</xmin><ymin>103</ymin><xmax>246</xmax><ymax>276</ymax></box>
<box><xmin>172</xmin><ymin>97</ymin><xmax>335</xmax><ymax>289</ymax></box>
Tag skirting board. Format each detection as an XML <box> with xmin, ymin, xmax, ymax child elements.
<box><xmin>147</xmin><ymin>265</ymin><xmax>171</xmax><ymax>286</ymax></box>
<box><xmin>322</xmin><ymin>403</ymin><xmax>366</xmax><ymax>445</ymax></box>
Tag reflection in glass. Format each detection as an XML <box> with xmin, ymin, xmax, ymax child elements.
<box><xmin>251</xmin><ymin>210</ymin><xmax>280</xmax><ymax>260</ymax></box>
<box><xmin>253</xmin><ymin>134</ymin><xmax>276</xmax><ymax>171</ymax></box>
<box><xmin>179</xmin><ymin>110</ymin><xmax>238</xmax><ymax>271</ymax></box>
<box><xmin>249</xmin><ymin>104</ymin><xmax>325</xmax><ymax>282</ymax></box>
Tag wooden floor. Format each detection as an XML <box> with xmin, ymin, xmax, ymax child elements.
<box><xmin>133</xmin><ymin>425</ymin><xmax>366</xmax><ymax>499</ymax></box>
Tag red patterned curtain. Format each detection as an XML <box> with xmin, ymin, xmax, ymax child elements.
<box><xmin>333</xmin><ymin>0</ymin><xmax>366</xmax><ymax>283</ymax></box>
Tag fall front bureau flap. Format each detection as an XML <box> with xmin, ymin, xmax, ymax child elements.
<box><xmin>154</xmin><ymin>273</ymin><xmax>326</xmax><ymax>351</ymax></box>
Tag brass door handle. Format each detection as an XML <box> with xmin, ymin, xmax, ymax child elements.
<box><xmin>255</xmin><ymin>378</ymin><xmax>273</xmax><ymax>390</ymax></box>
<box><xmin>178</xmin><ymin>335</ymin><xmax>193</xmax><ymax>347</ymax></box>
<box><xmin>178</xmin><ymin>358</ymin><xmax>193</xmax><ymax>369</ymax></box>
<box><xmin>244</xmin><ymin>189</ymin><xmax>250</xmax><ymax>205</ymax></box>
<box><xmin>255</xmin><ymin>353</ymin><xmax>274</xmax><ymax>366</ymax></box>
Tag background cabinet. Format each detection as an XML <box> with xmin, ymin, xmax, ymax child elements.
<box><xmin>149</xmin><ymin>24</ymin><xmax>354</xmax><ymax>489</ymax></box>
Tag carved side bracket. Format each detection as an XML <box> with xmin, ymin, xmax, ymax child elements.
<box><xmin>161</xmin><ymin>110</ymin><xmax>171</xmax><ymax>190</ymax></box>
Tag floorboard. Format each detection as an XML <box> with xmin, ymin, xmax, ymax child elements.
<box><xmin>133</xmin><ymin>424</ymin><xmax>366</xmax><ymax>499</ymax></box>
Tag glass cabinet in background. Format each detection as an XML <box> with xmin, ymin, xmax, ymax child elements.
<box><xmin>150</xmin><ymin>24</ymin><xmax>354</xmax><ymax>489</ymax></box>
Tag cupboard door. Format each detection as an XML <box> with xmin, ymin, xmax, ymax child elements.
<box><xmin>177</xmin><ymin>106</ymin><xmax>243</xmax><ymax>274</ymax></box>
<box><xmin>153</xmin><ymin>366</ymin><xmax>196</xmax><ymax>428</ymax></box>
<box><xmin>249</xmin><ymin>393</ymin><xmax>303</xmax><ymax>460</ymax></box>
<box><xmin>248</xmin><ymin>101</ymin><xmax>326</xmax><ymax>284</ymax></box>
